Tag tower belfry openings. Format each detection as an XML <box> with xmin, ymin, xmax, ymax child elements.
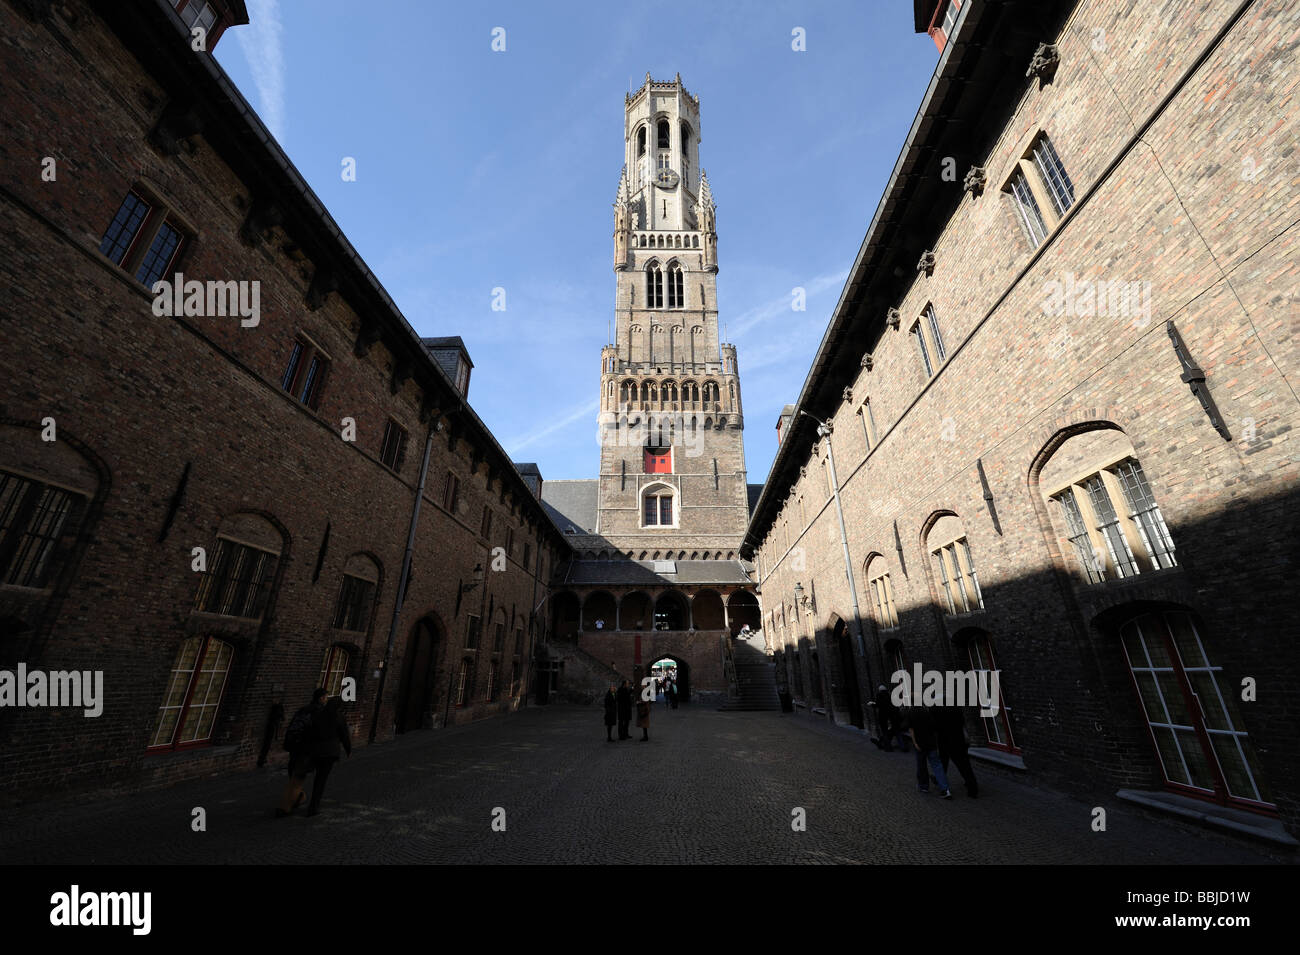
<box><xmin>598</xmin><ymin>74</ymin><xmax>749</xmax><ymax>554</ymax></box>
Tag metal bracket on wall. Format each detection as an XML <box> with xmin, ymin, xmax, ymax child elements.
<box><xmin>976</xmin><ymin>458</ymin><xmax>1002</xmax><ymax>536</ymax></box>
<box><xmin>1167</xmin><ymin>320</ymin><xmax>1231</xmax><ymax>440</ymax></box>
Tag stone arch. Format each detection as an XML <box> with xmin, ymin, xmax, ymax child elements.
<box><xmin>620</xmin><ymin>591</ymin><xmax>652</xmax><ymax>631</ymax></box>
<box><xmin>582</xmin><ymin>590</ymin><xmax>617</xmax><ymax>631</ymax></box>
<box><xmin>396</xmin><ymin>612</ymin><xmax>447</xmax><ymax>733</ymax></box>
<box><xmin>653</xmin><ymin>589</ymin><xmax>690</xmax><ymax>630</ymax></box>
<box><xmin>551</xmin><ymin>591</ymin><xmax>580</xmax><ymax>638</ymax></box>
<box><xmin>726</xmin><ymin>590</ymin><xmax>761</xmax><ymax>635</ymax></box>
<box><xmin>691</xmin><ymin>588</ymin><xmax>725</xmax><ymax>630</ymax></box>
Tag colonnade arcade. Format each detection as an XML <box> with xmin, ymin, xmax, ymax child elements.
<box><xmin>550</xmin><ymin>587</ymin><xmax>760</xmax><ymax>637</ymax></box>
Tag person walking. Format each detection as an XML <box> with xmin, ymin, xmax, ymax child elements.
<box><xmin>616</xmin><ymin>679</ymin><xmax>633</xmax><ymax>740</ymax></box>
<box><xmin>936</xmin><ymin>698</ymin><xmax>979</xmax><ymax>797</ymax></box>
<box><xmin>667</xmin><ymin>679</ymin><xmax>678</xmax><ymax>710</ymax></box>
<box><xmin>902</xmin><ymin>704</ymin><xmax>951</xmax><ymax>798</ymax></box>
<box><xmin>603</xmin><ymin>684</ymin><xmax>618</xmax><ymax>741</ymax></box>
<box><xmin>637</xmin><ymin>695</ymin><xmax>651</xmax><ymax>741</ymax></box>
<box><xmin>871</xmin><ymin>683</ymin><xmax>905</xmax><ymax>752</ymax></box>
<box><xmin>276</xmin><ymin>688</ymin><xmax>325</xmax><ymax>817</ymax></box>
<box><xmin>303</xmin><ymin>695</ymin><xmax>352</xmax><ymax>816</ymax></box>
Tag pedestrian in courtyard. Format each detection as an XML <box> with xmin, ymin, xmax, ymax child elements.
<box><xmin>902</xmin><ymin>704</ymin><xmax>951</xmax><ymax>798</ymax></box>
<box><xmin>302</xmin><ymin>695</ymin><xmax>352</xmax><ymax>816</ymax></box>
<box><xmin>277</xmin><ymin>688</ymin><xmax>326</xmax><ymax>817</ymax></box>
<box><xmin>637</xmin><ymin>695</ymin><xmax>651</xmax><ymax>741</ymax></box>
<box><xmin>603</xmin><ymin>683</ymin><xmax>617</xmax><ymax>741</ymax></box>
<box><xmin>667</xmin><ymin>679</ymin><xmax>678</xmax><ymax>709</ymax></box>
<box><xmin>871</xmin><ymin>683</ymin><xmax>906</xmax><ymax>752</ymax></box>
<box><xmin>616</xmin><ymin>679</ymin><xmax>633</xmax><ymax>740</ymax></box>
<box><xmin>936</xmin><ymin>697</ymin><xmax>979</xmax><ymax>798</ymax></box>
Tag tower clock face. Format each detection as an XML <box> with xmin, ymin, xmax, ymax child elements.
<box><xmin>655</xmin><ymin>168</ymin><xmax>680</xmax><ymax>189</ymax></box>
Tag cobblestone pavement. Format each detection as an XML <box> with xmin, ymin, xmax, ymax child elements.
<box><xmin>0</xmin><ymin>703</ymin><xmax>1282</xmax><ymax>864</ymax></box>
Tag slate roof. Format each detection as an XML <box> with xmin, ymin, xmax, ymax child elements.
<box><xmin>563</xmin><ymin>559</ymin><xmax>754</xmax><ymax>587</ymax></box>
<box><xmin>540</xmin><ymin>479</ymin><xmax>600</xmax><ymax>535</ymax></box>
<box><xmin>747</xmin><ymin>483</ymin><xmax>764</xmax><ymax>515</ymax></box>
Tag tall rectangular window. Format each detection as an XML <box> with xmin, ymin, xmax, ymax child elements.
<box><xmin>1007</xmin><ymin>170</ymin><xmax>1048</xmax><ymax>248</ymax></box>
<box><xmin>134</xmin><ymin>221</ymin><xmax>184</xmax><ymax>287</ymax></box>
<box><xmin>911</xmin><ymin>322</ymin><xmax>934</xmax><ymax>378</ymax></box>
<box><xmin>379</xmin><ymin>419</ymin><xmax>407</xmax><ymax>471</ymax></box>
<box><xmin>442</xmin><ymin>472</ymin><xmax>460</xmax><ymax>513</ymax></box>
<box><xmin>332</xmin><ymin>574</ymin><xmax>375</xmax><ymax>631</ymax></box>
<box><xmin>0</xmin><ymin>472</ymin><xmax>80</xmax><ymax>589</ymax></box>
<box><xmin>924</xmin><ymin>304</ymin><xmax>947</xmax><ymax>363</ymax></box>
<box><xmin>493</xmin><ymin>622</ymin><xmax>505</xmax><ymax>653</ymax></box>
<box><xmin>99</xmin><ymin>192</ymin><xmax>151</xmax><ymax>265</ymax></box>
<box><xmin>505</xmin><ymin>527</ymin><xmax>514</xmax><ymax>557</ymax></box>
<box><xmin>1055</xmin><ymin>488</ymin><xmax>1104</xmax><ymax>584</ymax></box>
<box><xmin>1084</xmin><ymin>475</ymin><xmax>1139</xmax><ymax>578</ymax></box>
<box><xmin>465</xmin><ymin>614</ymin><xmax>481</xmax><ymax>650</ymax></box>
<box><xmin>280</xmin><ymin>339</ymin><xmax>328</xmax><ymax>410</ymax></box>
<box><xmin>1032</xmin><ymin>135</ymin><xmax>1076</xmax><ymax>217</ymax></box>
<box><xmin>149</xmin><ymin>635</ymin><xmax>233</xmax><ymax>750</ymax></box>
<box><xmin>480</xmin><ymin>506</ymin><xmax>493</xmax><ymax>539</ymax></box>
<box><xmin>1114</xmin><ymin>460</ymin><xmax>1177</xmax><ymax>570</ymax></box>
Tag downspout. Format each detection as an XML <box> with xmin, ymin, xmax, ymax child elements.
<box><xmin>369</xmin><ymin>420</ymin><xmax>436</xmax><ymax>742</ymax></box>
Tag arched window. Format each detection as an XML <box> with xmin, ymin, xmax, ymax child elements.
<box><xmin>636</xmin><ymin>126</ymin><xmax>647</xmax><ymax>187</ymax></box>
<box><xmin>866</xmin><ymin>555</ymin><xmax>899</xmax><ymax>630</ymax></box>
<box><xmin>1039</xmin><ymin>427</ymin><xmax>1177</xmax><ymax>584</ymax></box>
<box><xmin>194</xmin><ymin>514</ymin><xmax>283</xmax><ymax>619</ymax></box>
<box><xmin>646</xmin><ymin>261</ymin><xmax>664</xmax><ymax>309</ymax></box>
<box><xmin>666</xmin><ymin>262</ymin><xmax>684</xmax><ymax>307</ymax></box>
<box><xmin>925</xmin><ymin>514</ymin><xmax>983</xmax><ymax>615</ymax></box>
<box><xmin>149</xmin><ymin>635</ymin><xmax>234</xmax><ymax>750</ymax></box>
<box><xmin>642</xmin><ymin>483</ymin><xmax>675</xmax><ymax>527</ymax></box>
<box><xmin>657</xmin><ymin>119</ymin><xmax>670</xmax><ymax>149</ymax></box>
<box><xmin>680</xmin><ymin>122</ymin><xmax>691</xmax><ymax>178</ymax></box>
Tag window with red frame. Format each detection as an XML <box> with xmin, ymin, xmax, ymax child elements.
<box><xmin>965</xmin><ymin>634</ymin><xmax>1019</xmax><ymax>754</ymax></box>
<box><xmin>149</xmin><ymin>635</ymin><xmax>234</xmax><ymax>750</ymax></box>
<box><xmin>280</xmin><ymin>338</ymin><xmax>329</xmax><ymax>410</ymax></box>
<box><xmin>99</xmin><ymin>191</ymin><xmax>187</xmax><ymax>287</ymax></box>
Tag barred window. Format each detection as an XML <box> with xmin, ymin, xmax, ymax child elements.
<box><xmin>0</xmin><ymin>472</ymin><xmax>80</xmax><ymax>589</ymax></box>
<box><xmin>924</xmin><ymin>304</ymin><xmax>947</xmax><ymax>363</ymax></box>
<box><xmin>1114</xmin><ymin>460</ymin><xmax>1177</xmax><ymax>570</ymax></box>
<box><xmin>1007</xmin><ymin>170</ymin><xmax>1048</xmax><ymax>248</ymax></box>
<box><xmin>1084</xmin><ymin>475</ymin><xmax>1139</xmax><ymax>578</ymax></box>
<box><xmin>911</xmin><ymin>321</ymin><xmax>934</xmax><ymax>378</ymax></box>
<box><xmin>149</xmin><ymin>635</ymin><xmax>233</xmax><ymax>749</ymax></box>
<box><xmin>1032</xmin><ymin>136</ymin><xmax>1075</xmax><ymax>217</ymax></box>
<box><xmin>194</xmin><ymin>538</ymin><xmax>278</xmax><ymax>618</ymax></box>
<box><xmin>1055</xmin><ymin>488</ymin><xmax>1102</xmax><ymax>583</ymax></box>
<box><xmin>465</xmin><ymin>614</ymin><xmax>481</xmax><ymax>650</ymax></box>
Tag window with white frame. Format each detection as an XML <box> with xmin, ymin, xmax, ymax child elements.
<box><xmin>866</xmin><ymin>557</ymin><xmax>899</xmax><ymax>630</ymax></box>
<box><xmin>857</xmin><ymin>397</ymin><xmax>878</xmax><ymax>453</ymax></box>
<box><xmin>642</xmin><ymin>484</ymin><xmax>676</xmax><ymax>527</ymax></box>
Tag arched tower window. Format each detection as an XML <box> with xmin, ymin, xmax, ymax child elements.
<box><xmin>656</xmin><ymin>119</ymin><xmax>671</xmax><ymax>171</ymax></box>
<box><xmin>636</xmin><ymin>126</ymin><xmax>647</xmax><ymax>187</ymax></box>
<box><xmin>666</xmin><ymin>262</ymin><xmax>684</xmax><ymax>308</ymax></box>
<box><xmin>680</xmin><ymin>122</ymin><xmax>691</xmax><ymax>178</ymax></box>
<box><xmin>646</xmin><ymin>261</ymin><xmax>663</xmax><ymax>309</ymax></box>
<box><xmin>642</xmin><ymin>482</ymin><xmax>676</xmax><ymax>528</ymax></box>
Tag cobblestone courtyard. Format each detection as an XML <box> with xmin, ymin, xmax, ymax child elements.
<box><xmin>0</xmin><ymin>703</ymin><xmax>1280</xmax><ymax>865</ymax></box>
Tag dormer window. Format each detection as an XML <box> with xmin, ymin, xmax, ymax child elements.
<box><xmin>175</xmin><ymin>0</ymin><xmax>218</xmax><ymax>32</ymax></box>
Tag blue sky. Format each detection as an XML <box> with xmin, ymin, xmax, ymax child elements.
<box><xmin>215</xmin><ymin>1</ymin><xmax>940</xmax><ymax>484</ymax></box>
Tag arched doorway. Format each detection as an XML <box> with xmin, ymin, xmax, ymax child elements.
<box><xmin>831</xmin><ymin>617</ymin><xmax>864</xmax><ymax>729</ymax></box>
<box><xmin>582</xmin><ymin>590</ymin><xmax>617</xmax><ymax>631</ymax></box>
<box><xmin>649</xmin><ymin>654</ymin><xmax>690</xmax><ymax>703</ymax></box>
<box><xmin>621</xmin><ymin>591</ymin><xmax>651</xmax><ymax>631</ymax></box>
<box><xmin>653</xmin><ymin>590</ymin><xmax>689</xmax><ymax>630</ymax></box>
<box><xmin>691</xmin><ymin>589</ymin><xmax>725</xmax><ymax>630</ymax></box>
<box><xmin>551</xmin><ymin>591</ymin><xmax>580</xmax><ymax>640</ymax></box>
<box><xmin>396</xmin><ymin>615</ymin><xmax>442</xmax><ymax>733</ymax></box>
<box><xmin>727</xmin><ymin>591</ymin><xmax>761</xmax><ymax>636</ymax></box>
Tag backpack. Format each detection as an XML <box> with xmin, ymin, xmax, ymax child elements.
<box><xmin>283</xmin><ymin>706</ymin><xmax>315</xmax><ymax>752</ymax></box>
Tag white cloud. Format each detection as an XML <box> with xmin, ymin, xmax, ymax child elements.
<box><xmin>507</xmin><ymin>398</ymin><xmax>600</xmax><ymax>453</ymax></box>
<box><xmin>728</xmin><ymin>269</ymin><xmax>848</xmax><ymax>339</ymax></box>
<box><xmin>236</xmin><ymin>0</ymin><xmax>287</xmax><ymax>143</ymax></box>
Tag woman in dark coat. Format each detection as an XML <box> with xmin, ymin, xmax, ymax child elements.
<box><xmin>615</xmin><ymin>680</ymin><xmax>633</xmax><ymax>740</ymax></box>
<box><xmin>304</xmin><ymin>696</ymin><xmax>352</xmax><ymax>816</ymax></box>
<box><xmin>636</xmin><ymin>697</ymin><xmax>651</xmax><ymax>741</ymax></box>
<box><xmin>603</xmin><ymin>684</ymin><xmax>617</xmax><ymax>741</ymax></box>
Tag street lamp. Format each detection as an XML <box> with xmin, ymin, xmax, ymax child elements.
<box><xmin>798</xmin><ymin>409</ymin><xmax>878</xmax><ymax>733</ymax></box>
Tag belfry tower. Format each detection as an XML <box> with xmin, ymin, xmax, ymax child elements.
<box><xmin>595</xmin><ymin>73</ymin><xmax>750</xmax><ymax>556</ymax></box>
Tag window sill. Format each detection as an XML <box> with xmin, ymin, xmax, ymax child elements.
<box><xmin>146</xmin><ymin>743</ymin><xmax>240</xmax><ymax>763</ymax></box>
<box><xmin>968</xmin><ymin>747</ymin><xmax>1026</xmax><ymax>770</ymax></box>
<box><xmin>1115</xmin><ymin>789</ymin><xmax>1296</xmax><ymax>847</ymax></box>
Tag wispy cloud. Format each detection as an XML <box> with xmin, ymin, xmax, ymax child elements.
<box><xmin>507</xmin><ymin>398</ymin><xmax>601</xmax><ymax>454</ymax></box>
<box><xmin>236</xmin><ymin>0</ymin><xmax>287</xmax><ymax>143</ymax></box>
<box><xmin>728</xmin><ymin>269</ymin><xmax>849</xmax><ymax>339</ymax></box>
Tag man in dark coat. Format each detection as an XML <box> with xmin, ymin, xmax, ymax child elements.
<box><xmin>615</xmin><ymin>680</ymin><xmax>633</xmax><ymax>740</ymax></box>
<box><xmin>304</xmin><ymin>695</ymin><xmax>352</xmax><ymax>816</ymax></box>
<box><xmin>603</xmin><ymin>684</ymin><xmax>617</xmax><ymax>741</ymax></box>
<box><xmin>872</xmin><ymin>684</ymin><xmax>904</xmax><ymax>751</ymax></box>
<box><xmin>902</xmin><ymin>704</ymin><xmax>951</xmax><ymax>798</ymax></box>
<box><xmin>936</xmin><ymin>701</ymin><xmax>979</xmax><ymax>797</ymax></box>
<box><xmin>277</xmin><ymin>688</ymin><xmax>326</xmax><ymax>817</ymax></box>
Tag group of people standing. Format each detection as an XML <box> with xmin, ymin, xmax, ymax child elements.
<box><xmin>602</xmin><ymin>677</ymin><xmax>675</xmax><ymax>742</ymax></box>
<box><xmin>872</xmin><ymin>683</ymin><xmax>979</xmax><ymax>799</ymax></box>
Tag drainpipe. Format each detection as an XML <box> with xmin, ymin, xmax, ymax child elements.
<box><xmin>800</xmin><ymin>411</ymin><xmax>877</xmax><ymax>736</ymax></box>
<box><xmin>370</xmin><ymin>420</ymin><xmax>437</xmax><ymax>741</ymax></box>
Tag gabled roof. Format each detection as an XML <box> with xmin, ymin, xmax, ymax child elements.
<box><xmin>540</xmin><ymin>480</ymin><xmax>600</xmax><ymax>535</ymax></box>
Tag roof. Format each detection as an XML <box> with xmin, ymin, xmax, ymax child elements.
<box><xmin>564</xmin><ymin>559</ymin><xmax>754</xmax><ymax>587</ymax></box>
<box><xmin>742</xmin><ymin>0</ymin><xmax>1075</xmax><ymax>558</ymax></box>
<box><xmin>747</xmin><ymin>484</ymin><xmax>764</xmax><ymax>515</ymax></box>
<box><xmin>421</xmin><ymin>336</ymin><xmax>474</xmax><ymax>369</ymax></box>
<box><xmin>94</xmin><ymin>0</ymin><xmax>572</xmax><ymax>553</ymax></box>
<box><xmin>540</xmin><ymin>480</ymin><xmax>600</xmax><ymax>534</ymax></box>
<box><xmin>514</xmin><ymin>462</ymin><xmax>541</xmax><ymax>476</ymax></box>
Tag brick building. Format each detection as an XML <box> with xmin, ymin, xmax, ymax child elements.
<box><xmin>539</xmin><ymin>75</ymin><xmax>761</xmax><ymax>701</ymax></box>
<box><xmin>0</xmin><ymin>0</ymin><xmax>571</xmax><ymax>804</ymax></box>
<box><xmin>743</xmin><ymin>0</ymin><xmax>1300</xmax><ymax>844</ymax></box>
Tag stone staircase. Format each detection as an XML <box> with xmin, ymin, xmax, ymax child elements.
<box><xmin>720</xmin><ymin>635</ymin><xmax>781</xmax><ymax>711</ymax></box>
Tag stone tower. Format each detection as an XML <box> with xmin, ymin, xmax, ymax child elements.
<box><xmin>595</xmin><ymin>73</ymin><xmax>750</xmax><ymax>557</ymax></box>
